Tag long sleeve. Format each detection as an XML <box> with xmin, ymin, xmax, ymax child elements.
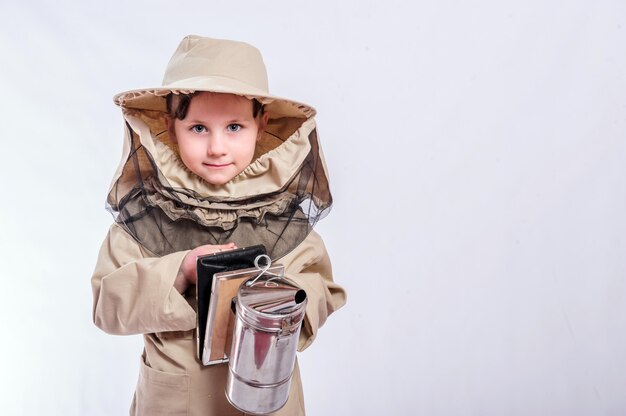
<box><xmin>91</xmin><ymin>223</ymin><xmax>197</xmax><ymax>335</ymax></box>
<box><xmin>278</xmin><ymin>230</ymin><xmax>347</xmax><ymax>351</ymax></box>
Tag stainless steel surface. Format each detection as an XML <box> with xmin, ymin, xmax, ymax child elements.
<box><xmin>226</xmin><ymin>274</ymin><xmax>307</xmax><ymax>415</ymax></box>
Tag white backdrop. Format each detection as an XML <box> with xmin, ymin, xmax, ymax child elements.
<box><xmin>1</xmin><ymin>1</ymin><xmax>625</xmax><ymax>415</ymax></box>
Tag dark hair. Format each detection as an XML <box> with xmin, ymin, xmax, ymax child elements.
<box><xmin>166</xmin><ymin>92</ymin><xmax>264</xmax><ymax>120</ymax></box>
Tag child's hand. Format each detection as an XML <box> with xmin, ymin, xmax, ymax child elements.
<box><xmin>174</xmin><ymin>243</ymin><xmax>237</xmax><ymax>293</ymax></box>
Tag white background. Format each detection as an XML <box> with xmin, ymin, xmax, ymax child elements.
<box><xmin>1</xmin><ymin>1</ymin><xmax>625</xmax><ymax>415</ymax></box>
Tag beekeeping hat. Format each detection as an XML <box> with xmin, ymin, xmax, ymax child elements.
<box><xmin>106</xmin><ymin>35</ymin><xmax>331</xmax><ymax>259</ymax></box>
<box><xmin>113</xmin><ymin>35</ymin><xmax>315</xmax><ymax>120</ymax></box>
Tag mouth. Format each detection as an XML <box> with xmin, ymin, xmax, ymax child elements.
<box><xmin>203</xmin><ymin>162</ymin><xmax>231</xmax><ymax>169</ymax></box>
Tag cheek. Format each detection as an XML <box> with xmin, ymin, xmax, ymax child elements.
<box><xmin>176</xmin><ymin>136</ymin><xmax>201</xmax><ymax>162</ymax></box>
<box><xmin>242</xmin><ymin>135</ymin><xmax>259</xmax><ymax>161</ymax></box>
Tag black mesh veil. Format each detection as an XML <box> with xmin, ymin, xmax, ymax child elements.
<box><xmin>106</xmin><ymin>100</ymin><xmax>332</xmax><ymax>260</ymax></box>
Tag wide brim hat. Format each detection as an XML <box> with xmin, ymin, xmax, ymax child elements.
<box><xmin>113</xmin><ymin>35</ymin><xmax>316</xmax><ymax>120</ymax></box>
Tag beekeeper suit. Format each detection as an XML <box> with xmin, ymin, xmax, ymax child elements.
<box><xmin>91</xmin><ymin>35</ymin><xmax>346</xmax><ymax>416</ymax></box>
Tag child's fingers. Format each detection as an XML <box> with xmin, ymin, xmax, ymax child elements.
<box><xmin>211</xmin><ymin>243</ymin><xmax>237</xmax><ymax>251</ymax></box>
<box><xmin>196</xmin><ymin>242</ymin><xmax>237</xmax><ymax>255</ymax></box>
<box><xmin>181</xmin><ymin>243</ymin><xmax>239</xmax><ymax>284</ymax></box>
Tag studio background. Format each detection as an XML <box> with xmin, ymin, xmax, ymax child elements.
<box><xmin>1</xmin><ymin>1</ymin><xmax>625</xmax><ymax>415</ymax></box>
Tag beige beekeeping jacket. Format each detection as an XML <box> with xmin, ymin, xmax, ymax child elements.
<box><xmin>91</xmin><ymin>93</ymin><xmax>346</xmax><ymax>415</ymax></box>
<box><xmin>92</xmin><ymin>223</ymin><xmax>343</xmax><ymax>415</ymax></box>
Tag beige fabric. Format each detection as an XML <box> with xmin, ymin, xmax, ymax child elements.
<box><xmin>113</xmin><ymin>36</ymin><xmax>316</xmax><ymax>120</ymax></box>
<box><xmin>92</xmin><ymin>223</ymin><xmax>346</xmax><ymax>415</ymax></box>
<box><xmin>110</xmin><ymin>113</ymin><xmax>316</xmax><ymax>203</ymax></box>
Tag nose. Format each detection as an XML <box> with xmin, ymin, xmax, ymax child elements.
<box><xmin>206</xmin><ymin>133</ymin><xmax>227</xmax><ymax>156</ymax></box>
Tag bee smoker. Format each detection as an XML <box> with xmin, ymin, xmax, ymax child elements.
<box><xmin>226</xmin><ymin>272</ymin><xmax>307</xmax><ymax>415</ymax></box>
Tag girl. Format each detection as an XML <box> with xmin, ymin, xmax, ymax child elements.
<box><xmin>91</xmin><ymin>35</ymin><xmax>346</xmax><ymax>415</ymax></box>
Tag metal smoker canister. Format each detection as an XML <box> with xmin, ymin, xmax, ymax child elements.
<box><xmin>226</xmin><ymin>274</ymin><xmax>307</xmax><ymax>415</ymax></box>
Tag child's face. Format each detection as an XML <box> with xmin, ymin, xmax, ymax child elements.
<box><xmin>169</xmin><ymin>92</ymin><xmax>266</xmax><ymax>185</ymax></box>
